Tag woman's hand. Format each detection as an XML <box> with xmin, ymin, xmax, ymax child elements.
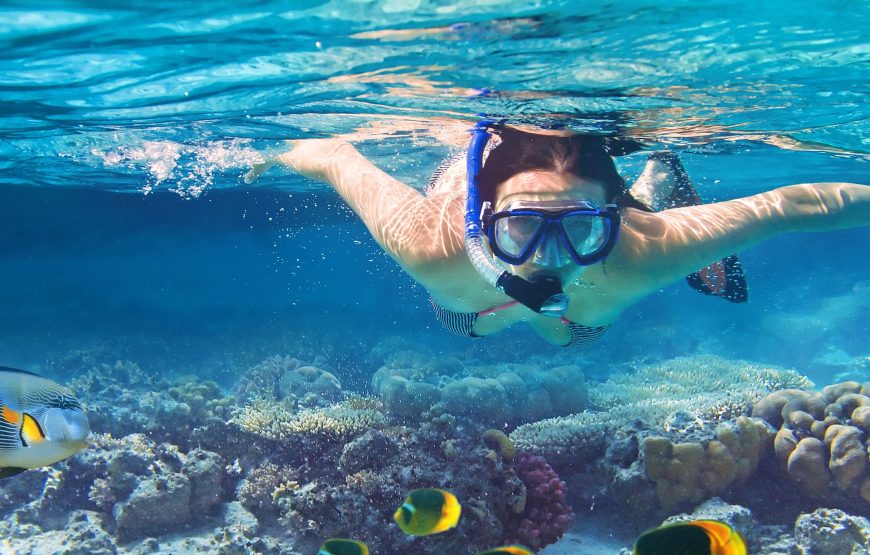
<box><xmin>244</xmin><ymin>139</ymin><xmax>351</xmax><ymax>184</ymax></box>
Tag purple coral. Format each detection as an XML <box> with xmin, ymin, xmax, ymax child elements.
<box><xmin>507</xmin><ymin>453</ymin><xmax>574</xmax><ymax>551</ymax></box>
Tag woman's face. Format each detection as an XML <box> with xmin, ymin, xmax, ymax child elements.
<box><xmin>492</xmin><ymin>170</ymin><xmax>609</xmax><ymax>283</ymax></box>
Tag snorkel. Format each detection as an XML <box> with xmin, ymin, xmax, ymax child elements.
<box><xmin>464</xmin><ymin>121</ymin><xmax>569</xmax><ymax>317</ymax></box>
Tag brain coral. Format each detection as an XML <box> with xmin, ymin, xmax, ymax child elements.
<box><xmin>752</xmin><ymin>381</ymin><xmax>870</xmax><ymax>505</ymax></box>
<box><xmin>642</xmin><ymin>416</ymin><xmax>774</xmax><ymax>510</ymax></box>
<box><xmin>278</xmin><ymin>365</ymin><xmax>342</xmax><ymax>404</ymax></box>
<box><xmin>372</xmin><ymin>358</ymin><xmax>589</xmax><ymax>426</ymax></box>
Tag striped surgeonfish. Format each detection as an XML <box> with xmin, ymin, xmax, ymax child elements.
<box><xmin>0</xmin><ymin>366</ymin><xmax>90</xmax><ymax>479</ymax></box>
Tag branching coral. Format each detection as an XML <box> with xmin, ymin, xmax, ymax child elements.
<box><xmin>591</xmin><ymin>355</ymin><xmax>812</xmax><ymax>425</ymax></box>
<box><xmin>511</xmin><ymin>413</ymin><xmax>608</xmax><ymax>467</ymax></box>
<box><xmin>232</xmin><ymin>399</ymin><xmax>386</xmax><ymax>443</ymax></box>
<box><xmin>505</xmin><ymin>453</ymin><xmax>574</xmax><ymax>551</ymax></box>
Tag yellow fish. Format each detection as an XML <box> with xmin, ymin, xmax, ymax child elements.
<box><xmin>317</xmin><ymin>538</ymin><xmax>369</xmax><ymax>555</ymax></box>
<box><xmin>0</xmin><ymin>366</ymin><xmax>90</xmax><ymax>479</ymax></box>
<box><xmin>476</xmin><ymin>546</ymin><xmax>534</xmax><ymax>555</ymax></box>
<box><xmin>634</xmin><ymin>520</ymin><xmax>747</xmax><ymax>555</ymax></box>
<box><xmin>393</xmin><ymin>488</ymin><xmax>461</xmax><ymax>536</ymax></box>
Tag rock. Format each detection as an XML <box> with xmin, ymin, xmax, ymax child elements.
<box><xmin>221</xmin><ymin>501</ymin><xmax>259</xmax><ymax>537</ymax></box>
<box><xmin>793</xmin><ymin>508</ymin><xmax>870</xmax><ymax>555</ymax></box>
<box><xmin>663</xmin><ymin>497</ymin><xmax>753</xmax><ymax>542</ymax></box>
<box><xmin>0</xmin><ymin>510</ymin><xmax>118</xmax><ymax>555</ymax></box>
<box><xmin>113</xmin><ymin>473</ymin><xmax>192</xmax><ymax>542</ymax></box>
<box><xmin>181</xmin><ymin>449</ymin><xmax>224</xmax><ymax>517</ymax></box>
<box><xmin>752</xmin><ymin>525</ymin><xmax>796</xmax><ymax>555</ymax></box>
<box><xmin>339</xmin><ymin>429</ymin><xmax>398</xmax><ymax>475</ymax></box>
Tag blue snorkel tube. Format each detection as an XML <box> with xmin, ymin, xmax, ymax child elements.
<box><xmin>464</xmin><ymin>121</ymin><xmax>569</xmax><ymax>317</ymax></box>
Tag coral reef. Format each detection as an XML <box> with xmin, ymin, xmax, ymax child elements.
<box><xmin>511</xmin><ymin>356</ymin><xmax>813</xmax><ymax>515</ymax></box>
<box><xmin>6</xmin><ymin>349</ymin><xmax>866</xmax><ymax>555</ymax></box>
<box><xmin>752</xmin><ymin>382</ymin><xmax>870</xmax><ymax>506</ymax></box>
<box><xmin>233</xmin><ymin>355</ymin><xmax>300</xmax><ymax>403</ymax></box>
<box><xmin>67</xmin><ymin>360</ymin><xmax>235</xmax><ymax>449</ymax></box>
<box><xmin>266</xmin><ymin>413</ymin><xmax>570</xmax><ymax>555</ymax></box>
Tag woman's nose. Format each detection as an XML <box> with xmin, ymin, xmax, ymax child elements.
<box><xmin>532</xmin><ymin>229</ymin><xmax>566</xmax><ymax>267</ymax></box>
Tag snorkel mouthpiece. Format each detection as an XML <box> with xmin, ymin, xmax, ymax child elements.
<box><xmin>464</xmin><ymin>120</ymin><xmax>569</xmax><ymax>318</ymax></box>
<box><xmin>497</xmin><ymin>273</ymin><xmax>569</xmax><ymax>317</ymax></box>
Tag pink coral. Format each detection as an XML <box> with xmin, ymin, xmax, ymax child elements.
<box><xmin>507</xmin><ymin>453</ymin><xmax>574</xmax><ymax>551</ymax></box>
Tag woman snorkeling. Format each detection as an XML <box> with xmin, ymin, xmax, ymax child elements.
<box><xmin>245</xmin><ymin>122</ymin><xmax>869</xmax><ymax>346</ymax></box>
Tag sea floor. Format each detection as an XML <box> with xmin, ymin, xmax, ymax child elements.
<box><xmin>542</xmin><ymin>512</ymin><xmax>632</xmax><ymax>554</ymax></box>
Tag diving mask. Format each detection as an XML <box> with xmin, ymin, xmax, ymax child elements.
<box><xmin>484</xmin><ymin>199</ymin><xmax>620</xmax><ymax>267</ymax></box>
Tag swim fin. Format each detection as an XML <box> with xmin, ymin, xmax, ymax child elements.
<box><xmin>630</xmin><ymin>151</ymin><xmax>748</xmax><ymax>303</ymax></box>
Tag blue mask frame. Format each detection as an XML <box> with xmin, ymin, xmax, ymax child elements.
<box><xmin>484</xmin><ymin>201</ymin><xmax>620</xmax><ymax>266</ymax></box>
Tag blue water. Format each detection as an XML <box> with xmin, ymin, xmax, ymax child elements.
<box><xmin>0</xmin><ymin>0</ymin><xmax>868</xmax><ymax>384</ymax></box>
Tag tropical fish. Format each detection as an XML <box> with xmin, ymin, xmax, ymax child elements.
<box><xmin>476</xmin><ymin>546</ymin><xmax>534</xmax><ymax>555</ymax></box>
<box><xmin>0</xmin><ymin>366</ymin><xmax>90</xmax><ymax>479</ymax></box>
<box><xmin>318</xmin><ymin>538</ymin><xmax>369</xmax><ymax>555</ymax></box>
<box><xmin>393</xmin><ymin>488</ymin><xmax>461</xmax><ymax>536</ymax></box>
<box><xmin>633</xmin><ymin>519</ymin><xmax>747</xmax><ymax>555</ymax></box>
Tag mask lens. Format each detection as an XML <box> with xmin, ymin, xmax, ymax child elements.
<box><xmin>562</xmin><ymin>214</ymin><xmax>607</xmax><ymax>256</ymax></box>
<box><xmin>493</xmin><ymin>214</ymin><xmax>543</xmax><ymax>259</ymax></box>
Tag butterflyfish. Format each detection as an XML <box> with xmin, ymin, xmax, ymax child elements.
<box><xmin>634</xmin><ymin>519</ymin><xmax>747</xmax><ymax>555</ymax></box>
<box><xmin>0</xmin><ymin>366</ymin><xmax>90</xmax><ymax>479</ymax></box>
<box><xmin>476</xmin><ymin>546</ymin><xmax>534</xmax><ymax>555</ymax></box>
<box><xmin>393</xmin><ymin>488</ymin><xmax>461</xmax><ymax>536</ymax></box>
<box><xmin>318</xmin><ymin>538</ymin><xmax>369</xmax><ymax>555</ymax></box>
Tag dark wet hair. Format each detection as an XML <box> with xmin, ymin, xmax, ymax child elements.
<box><xmin>478</xmin><ymin>125</ymin><xmax>650</xmax><ymax>211</ymax></box>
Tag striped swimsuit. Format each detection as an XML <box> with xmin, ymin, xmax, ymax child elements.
<box><xmin>429</xmin><ymin>298</ymin><xmax>608</xmax><ymax>347</ymax></box>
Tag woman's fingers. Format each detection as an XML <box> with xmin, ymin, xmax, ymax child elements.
<box><xmin>244</xmin><ymin>142</ymin><xmax>296</xmax><ymax>184</ymax></box>
<box><xmin>244</xmin><ymin>159</ymin><xmax>276</xmax><ymax>184</ymax></box>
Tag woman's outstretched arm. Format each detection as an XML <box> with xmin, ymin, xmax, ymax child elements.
<box><xmin>617</xmin><ymin>182</ymin><xmax>869</xmax><ymax>294</ymax></box>
<box><xmin>245</xmin><ymin>139</ymin><xmax>465</xmax><ymax>275</ymax></box>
